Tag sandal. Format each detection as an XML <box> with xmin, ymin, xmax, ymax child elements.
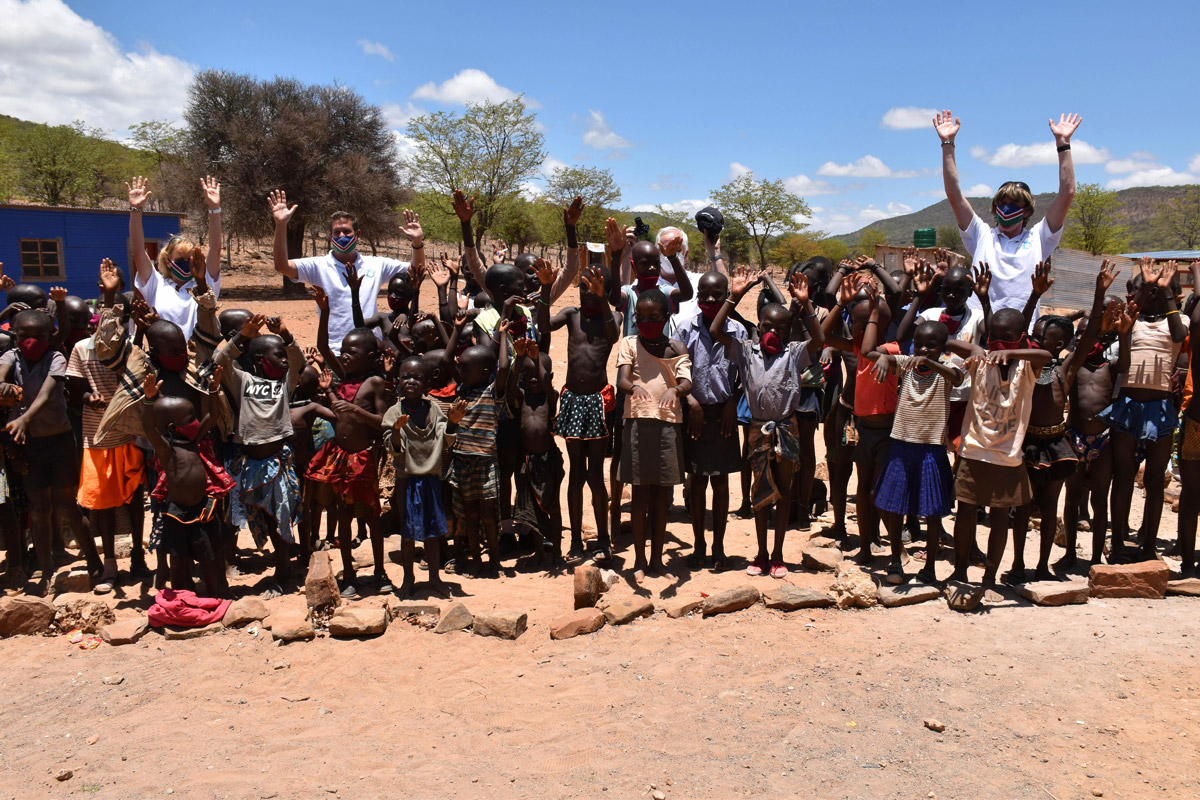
<box><xmin>885</xmin><ymin>564</ymin><xmax>905</xmax><ymax>585</ymax></box>
<box><xmin>769</xmin><ymin>560</ymin><xmax>789</xmax><ymax>579</ymax></box>
<box><xmin>746</xmin><ymin>557</ymin><xmax>767</xmax><ymax>577</ymax></box>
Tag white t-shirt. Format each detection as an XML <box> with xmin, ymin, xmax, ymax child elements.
<box><xmin>292</xmin><ymin>251</ymin><xmax>409</xmax><ymax>354</ymax></box>
<box><xmin>961</xmin><ymin>214</ymin><xmax>1063</xmax><ymax>324</ymax></box>
<box><xmin>918</xmin><ymin>305</ymin><xmax>984</xmax><ymax>403</ymax></box>
<box><xmin>134</xmin><ymin>268</ymin><xmax>222</xmax><ymax>341</ymax></box>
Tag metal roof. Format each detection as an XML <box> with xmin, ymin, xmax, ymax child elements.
<box><xmin>0</xmin><ymin>203</ymin><xmax>185</xmax><ymax>217</ymax></box>
<box><xmin>1121</xmin><ymin>250</ymin><xmax>1200</xmax><ymax>260</ymax></box>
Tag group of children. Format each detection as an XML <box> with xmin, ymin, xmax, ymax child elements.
<box><xmin>0</xmin><ymin>189</ymin><xmax>1196</xmax><ymax>606</ymax></box>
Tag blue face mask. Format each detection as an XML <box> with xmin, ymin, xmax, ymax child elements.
<box><xmin>994</xmin><ymin>203</ymin><xmax>1025</xmax><ymax>228</ymax></box>
<box><xmin>168</xmin><ymin>258</ymin><xmax>191</xmax><ymax>282</ymax></box>
<box><xmin>332</xmin><ymin>234</ymin><xmax>358</xmax><ymax>254</ymax></box>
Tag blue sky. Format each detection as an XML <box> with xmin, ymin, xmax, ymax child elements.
<box><xmin>2</xmin><ymin>0</ymin><xmax>1197</xmax><ymax>234</ymax></box>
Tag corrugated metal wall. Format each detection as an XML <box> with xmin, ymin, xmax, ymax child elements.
<box><xmin>1038</xmin><ymin>249</ymin><xmax>1139</xmax><ymax>312</ymax></box>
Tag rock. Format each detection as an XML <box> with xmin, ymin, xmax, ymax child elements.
<box><xmin>1053</xmin><ymin>518</ymin><xmax>1067</xmax><ymax>547</ymax></box>
<box><xmin>877</xmin><ymin>583</ymin><xmax>942</xmax><ymax>608</ymax></box>
<box><xmin>805</xmin><ymin>535</ymin><xmax>838</xmax><ymax>549</ymax></box>
<box><xmin>1016</xmin><ymin>579</ymin><xmax>1090</xmax><ymax>606</ymax></box>
<box><xmin>701</xmin><ymin>585</ymin><xmax>761</xmax><ymax>616</ymax></box>
<box><xmin>100</xmin><ymin>616</ymin><xmax>149</xmax><ymax>646</ymax></box>
<box><xmin>53</xmin><ymin>567</ymin><xmax>91</xmax><ymax>595</ymax></box>
<box><xmin>831</xmin><ymin>566</ymin><xmax>878</xmax><ymax>609</ymax></box>
<box><xmin>601</xmin><ymin>597</ymin><xmax>655</xmax><ymax>625</ymax></box>
<box><xmin>0</xmin><ymin>596</ymin><xmax>57</xmax><ymax>637</ymax></box>
<box><xmin>801</xmin><ymin>547</ymin><xmax>843</xmax><ymax>572</ymax></box>
<box><xmin>328</xmin><ymin>606</ymin><xmax>388</xmax><ymax>637</ymax></box>
<box><xmin>472</xmin><ymin>611</ymin><xmax>528</xmax><ymax>640</ymax></box>
<box><xmin>663</xmin><ymin>597</ymin><xmax>703</xmax><ymax>618</ymax></box>
<box><xmin>1166</xmin><ymin>577</ymin><xmax>1200</xmax><ymax>597</ymax></box>
<box><xmin>113</xmin><ymin>536</ymin><xmax>134</xmax><ymax>559</ymax></box>
<box><xmin>815</xmin><ymin>461</ymin><xmax>829</xmax><ymax>481</ymax></box>
<box><xmin>1088</xmin><ymin>560</ymin><xmax>1169</xmax><ymax>599</ymax></box>
<box><xmin>652</xmin><ymin>792</ymin><xmax>666</xmax><ymax>800</ymax></box>
<box><xmin>762</xmin><ymin>585</ymin><xmax>835</xmax><ymax>610</ymax></box>
<box><xmin>304</xmin><ymin>550</ymin><xmax>340</xmax><ymax>610</ymax></box>
<box><xmin>599</xmin><ymin>569</ymin><xmax>621</xmax><ymax>590</ymax></box>
<box><xmin>162</xmin><ymin>622</ymin><xmax>224</xmax><ymax>640</ymax></box>
<box><xmin>388</xmin><ymin>602</ymin><xmax>440</xmax><ymax>618</ymax></box>
<box><xmin>54</xmin><ymin>599</ymin><xmax>115</xmax><ymax>634</ymax></box>
<box><xmin>923</xmin><ymin>718</ymin><xmax>946</xmax><ymax>733</ymax></box>
<box><xmin>945</xmin><ymin>581</ymin><xmax>984</xmax><ymax>612</ymax></box>
<box><xmin>55</xmin><ymin>769</ymin><xmax>72</xmax><ymax>782</ymax></box>
<box><xmin>223</xmin><ymin>597</ymin><xmax>269</xmax><ymax>627</ymax></box>
<box><xmin>266</xmin><ymin>611</ymin><xmax>315</xmax><ymax>642</ymax></box>
<box><xmin>573</xmin><ymin>565</ymin><xmax>604</xmax><ymax>609</ymax></box>
<box><xmin>101</xmin><ymin>675</ymin><xmax>124</xmax><ymax>686</ymax></box>
<box><xmin>549</xmin><ymin>608</ymin><xmax>606</xmax><ymax>640</ymax></box>
<box><xmin>434</xmin><ymin>601</ymin><xmax>474</xmax><ymax>634</ymax></box>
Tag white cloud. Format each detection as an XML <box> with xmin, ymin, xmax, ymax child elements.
<box><xmin>807</xmin><ymin>202</ymin><xmax>913</xmax><ymax>235</ymax></box>
<box><xmin>783</xmin><ymin>173</ymin><xmax>839</xmax><ymax>196</ymax></box>
<box><xmin>971</xmin><ymin>140</ymin><xmax>1110</xmax><ymax>168</ymax></box>
<box><xmin>880</xmin><ymin>106</ymin><xmax>938</xmax><ymax>130</ymax></box>
<box><xmin>381</xmin><ymin>101</ymin><xmax>423</xmax><ymax>129</ymax></box>
<box><xmin>0</xmin><ymin>0</ymin><xmax>196</xmax><ymax>133</ymax></box>
<box><xmin>519</xmin><ymin>157</ymin><xmax>569</xmax><ymax>199</ymax></box>
<box><xmin>357</xmin><ymin>39</ymin><xmax>394</xmax><ymax>61</ymax></box>
<box><xmin>1189</xmin><ymin>154</ymin><xmax>1200</xmax><ymax>173</ymax></box>
<box><xmin>1131</xmin><ymin>150</ymin><xmax>1157</xmax><ymax>161</ymax></box>
<box><xmin>631</xmin><ymin>198</ymin><xmax>710</xmax><ymax>216</ymax></box>
<box><xmin>580</xmin><ymin>110</ymin><xmax>632</xmax><ymax>152</ymax></box>
<box><xmin>1105</xmin><ymin>167</ymin><xmax>1196</xmax><ymax>191</ymax></box>
<box><xmin>540</xmin><ymin>156</ymin><xmax>568</xmax><ymax>177</ymax></box>
<box><xmin>964</xmin><ymin>183</ymin><xmax>993</xmax><ymax>197</ymax></box>
<box><xmin>816</xmin><ymin>155</ymin><xmax>925</xmax><ymax>179</ymax></box>
<box><xmin>411</xmin><ymin>68</ymin><xmax>537</xmax><ymax>108</ymax></box>
<box><xmin>1104</xmin><ymin>158</ymin><xmax>1159</xmax><ymax>175</ymax></box>
<box><xmin>391</xmin><ymin>131</ymin><xmax>418</xmax><ymax>161</ymax></box>
<box><xmin>728</xmin><ymin>161</ymin><xmax>752</xmax><ymax>180</ymax></box>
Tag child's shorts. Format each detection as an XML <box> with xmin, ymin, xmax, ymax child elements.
<box><xmin>619</xmin><ymin>418</ymin><xmax>684</xmax><ymax>486</ymax></box>
<box><xmin>306</xmin><ymin>440</ymin><xmax>380</xmax><ymax>515</ymax></box>
<box><xmin>1022</xmin><ymin>423</ymin><xmax>1078</xmax><ymax>486</ymax></box>
<box><xmin>554</xmin><ymin>386</ymin><xmax>615</xmax><ymax>440</ymax></box>
<box><xmin>685</xmin><ymin>402</ymin><xmax>742</xmax><ymax>477</ymax></box>
<box><xmin>162</xmin><ymin>497</ymin><xmax>222</xmax><ymax>563</ymax></box>
<box><xmin>513</xmin><ymin>448</ymin><xmax>564</xmax><ymax>539</ymax></box>
<box><xmin>448</xmin><ymin>453</ymin><xmax>499</xmax><ymax>520</ymax></box>
<box><xmin>1179</xmin><ymin>416</ymin><xmax>1200</xmax><ymax>462</ymax></box>
<box><xmin>852</xmin><ymin>417</ymin><xmax>893</xmax><ymax>466</ymax></box>
<box><xmin>1097</xmin><ymin>395</ymin><xmax>1178</xmax><ymax>443</ymax></box>
<box><xmin>874</xmin><ymin>440</ymin><xmax>953</xmax><ymax>518</ymax></box>
<box><xmin>955</xmin><ymin>457</ymin><xmax>1031</xmax><ymax>509</ymax></box>
<box><xmin>402</xmin><ymin>474</ymin><xmax>448</xmax><ymax>541</ymax></box>
<box><xmin>24</xmin><ymin>430</ymin><xmax>77</xmax><ymax>492</ymax></box>
<box><xmin>229</xmin><ymin>444</ymin><xmax>300</xmax><ymax>546</ymax></box>
<box><xmin>78</xmin><ymin>442</ymin><xmax>144</xmax><ymax>510</ymax></box>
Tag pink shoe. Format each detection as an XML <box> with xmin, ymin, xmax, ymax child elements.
<box><xmin>746</xmin><ymin>557</ymin><xmax>767</xmax><ymax>576</ymax></box>
<box><xmin>769</xmin><ymin>560</ymin><xmax>789</xmax><ymax>579</ymax></box>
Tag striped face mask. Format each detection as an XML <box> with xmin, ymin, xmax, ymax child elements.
<box><xmin>994</xmin><ymin>203</ymin><xmax>1025</xmax><ymax>228</ymax></box>
<box><xmin>332</xmin><ymin>233</ymin><xmax>358</xmax><ymax>255</ymax></box>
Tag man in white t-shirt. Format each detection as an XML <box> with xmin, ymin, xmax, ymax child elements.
<box><xmin>268</xmin><ymin>190</ymin><xmax>425</xmax><ymax>354</ymax></box>
<box><xmin>934</xmin><ymin>110</ymin><xmax>1082</xmax><ymax>323</ymax></box>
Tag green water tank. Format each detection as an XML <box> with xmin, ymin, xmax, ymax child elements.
<box><xmin>913</xmin><ymin>228</ymin><xmax>937</xmax><ymax>248</ymax></box>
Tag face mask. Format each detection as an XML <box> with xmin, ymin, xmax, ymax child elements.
<box><xmin>938</xmin><ymin>311</ymin><xmax>963</xmax><ymax>335</ymax></box>
<box><xmin>168</xmin><ymin>259</ymin><xmax>192</xmax><ymax>282</ymax></box>
<box><xmin>332</xmin><ymin>233</ymin><xmax>358</xmax><ymax>255</ymax></box>
<box><xmin>759</xmin><ymin>331</ymin><xmax>783</xmax><ymax>355</ymax></box>
<box><xmin>993</xmin><ymin>203</ymin><xmax>1025</xmax><ymax>228</ymax></box>
<box><xmin>507</xmin><ymin>314</ymin><xmax>528</xmax><ymax>338</ymax></box>
<box><xmin>636</xmin><ymin>275</ymin><xmax>659</xmax><ymax>292</ymax></box>
<box><xmin>260</xmin><ymin>357</ymin><xmax>287</xmax><ymax>380</ymax></box>
<box><xmin>169</xmin><ymin>419</ymin><xmax>201</xmax><ymax>442</ymax></box>
<box><xmin>156</xmin><ymin>351</ymin><xmax>188</xmax><ymax>373</ymax></box>
<box><xmin>988</xmin><ymin>334</ymin><xmax>1028</xmax><ymax>352</ymax></box>
<box><xmin>698</xmin><ymin>301</ymin><xmax>724</xmax><ymax>320</ymax></box>
<box><xmin>387</xmin><ymin>297</ymin><xmax>407</xmax><ymax>313</ymax></box>
<box><xmin>1085</xmin><ymin>341</ymin><xmax>1106</xmax><ymax>364</ymax></box>
<box><xmin>18</xmin><ymin>337</ymin><xmax>48</xmax><ymax>363</ymax></box>
<box><xmin>637</xmin><ymin>320</ymin><xmax>666</xmax><ymax>340</ymax></box>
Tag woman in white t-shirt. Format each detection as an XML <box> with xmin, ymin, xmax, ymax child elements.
<box><xmin>934</xmin><ymin>110</ymin><xmax>1082</xmax><ymax>322</ymax></box>
<box><xmin>127</xmin><ymin>175</ymin><xmax>223</xmax><ymax>340</ymax></box>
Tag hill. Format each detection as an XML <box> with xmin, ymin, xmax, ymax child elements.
<box><xmin>835</xmin><ymin>185</ymin><xmax>1198</xmax><ymax>252</ymax></box>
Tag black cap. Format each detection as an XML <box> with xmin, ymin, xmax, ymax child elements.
<box><xmin>695</xmin><ymin>206</ymin><xmax>724</xmax><ymax>236</ymax></box>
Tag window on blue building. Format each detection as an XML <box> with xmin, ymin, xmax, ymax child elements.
<box><xmin>19</xmin><ymin>238</ymin><xmax>64</xmax><ymax>281</ymax></box>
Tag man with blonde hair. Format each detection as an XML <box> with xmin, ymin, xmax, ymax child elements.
<box><xmin>934</xmin><ymin>110</ymin><xmax>1082</xmax><ymax>323</ymax></box>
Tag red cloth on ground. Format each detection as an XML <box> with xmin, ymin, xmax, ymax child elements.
<box><xmin>147</xmin><ymin>588</ymin><xmax>231</xmax><ymax>628</ymax></box>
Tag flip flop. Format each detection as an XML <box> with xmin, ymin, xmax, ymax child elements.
<box><xmin>746</xmin><ymin>557</ymin><xmax>766</xmax><ymax>577</ymax></box>
<box><xmin>885</xmin><ymin>565</ymin><xmax>905</xmax><ymax>585</ymax></box>
<box><xmin>769</xmin><ymin>561</ymin><xmax>789</xmax><ymax>579</ymax></box>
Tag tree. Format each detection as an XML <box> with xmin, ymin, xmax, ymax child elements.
<box><xmin>710</xmin><ymin>171</ymin><xmax>809</xmax><ymax>267</ymax></box>
<box><xmin>936</xmin><ymin>224</ymin><xmax>965</xmax><ymax>255</ymax></box>
<box><xmin>770</xmin><ymin>231</ymin><xmax>830</xmax><ymax>267</ymax></box>
<box><xmin>813</xmin><ymin>237</ymin><xmax>849</xmax><ymax>264</ymax></box>
<box><xmin>11</xmin><ymin>121</ymin><xmax>109</xmax><ymax>206</ymax></box>
<box><xmin>184</xmin><ymin>70</ymin><xmax>404</xmax><ymax>276</ymax></box>
<box><xmin>129</xmin><ymin>120</ymin><xmax>185</xmax><ymax>187</ymax></box>
<box><xmin>544</xmin><ymin>165</ymin><xmax>620</xmax><ymax>242</ymax></box>
<box><xmin>494</xmin><ymin>197</ymin><xmax>559</xmax><ymax>256</ymax></box>
<box><xmin>1062</xmin><ymin>182</ymin><xmax>1130</xmax><ymax>255</ymax></box>
<box><xmin>856</xmin><ymin>228</ymin><xmax>889</xmax><ymax>257</ymax></box>
<box><xmin>1151</xmin><ymin>186</ymin><xmax>1200</xmax><ymax>249</ymax></box>
<box><xmin>405</xmin><ymin>98</ymin><xmax>545</xmax><ymax>251</ymax></box>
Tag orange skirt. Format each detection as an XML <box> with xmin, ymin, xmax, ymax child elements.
<box><xmin>78</xmin><ymin>443</ymin><xmax>145</xmax><ymax>510</ymax></box>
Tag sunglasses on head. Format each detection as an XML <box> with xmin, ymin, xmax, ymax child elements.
<box><xmin>999</xmin><ymin>181</ymin><xmax>1031</xmax><ymax>193</ymax></box>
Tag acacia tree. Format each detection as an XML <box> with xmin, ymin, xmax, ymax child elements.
<box><xmin>11</xmin><ymin>121</ymin><xmax>111</xmax><ymax>206</ymax></box>
<box><xmin>1152</xmin><ymin>186</ymin><xmax>1200</xmax><ymax>249</ymax></box>
<box><xmin>544</xmin><ymin>165</ymin><xmax>620</xmax><ymax>242</ymax></box>
<box><xmin>1062</xmin><ymin>182</ymin><xmax>1130</xmax><ymax>255</ymax></box>
<box><xmin>184</xmin><ymin>70</ymin><xmax>403</xmax><ymax>276</ymax></box>
<box><xmin>405</xmin><ymin>98</ymin><xmax>545</xmax><ymax>250</ymax></box>
<box><xmin>711</xmin><ymin>171</ymin><xmax>809</xmax><ymax>267</ymax></box>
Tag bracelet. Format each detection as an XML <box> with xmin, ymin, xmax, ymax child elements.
<box><xmin>130</xmin><ymin>206</ymin><xmax>143</xmax><ymax>213</ymax></box>
<box><xmin>208</xmin><ymin>207</ymin><xmax>222</xmax><ymax>214</ymax></box>
<box><xmin>1057</xmin><ymin>144</ymin><xmax>1071</xmax><ymax>153</ymax></box>
<box><xmin>537</xmin><ymin>298</ymin><xmax>550</xmax><ymax>306</ymax></box>
<box><xmin>712</xmin><ymin>253</ymin><xmax>726</xmax><ymax>261</ymax></box>
<box><xmin>1167</xmin><ymin>309</ymin><xmax>1180</xmax><ymax>316</ymax></box>
<box><xmin>724</xmin><ymin>298</ymin><xmax>737</xmax><ymax>305</ymax></box>
<box><xmin>865</xmin><ymin>320</ymin><xmax>878</xmax><ymax>325</ymax></box>
<box><xmin>141</xmin><ymin>397</ymin><xmax>155</xmax><ymax>405</ymax></box>
<box><xmin>941</xmin><ymin>141</ymin><xmax>954</xmax><ymax>147</ymax></box>
<box><xmin>411</xmin><ymin>242</ymin><xmax>424</xmax><ymax>250</ymax></box>
<box><xmin>803</xmin><ymin>313</ymin><xmax>817</xmax><ymax>320</ymax></box>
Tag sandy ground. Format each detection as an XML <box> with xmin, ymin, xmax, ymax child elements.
<box><xmin>0</xmin><ymin>259</ymin><xmax>1192</xmax><ymax>799</ymax></box>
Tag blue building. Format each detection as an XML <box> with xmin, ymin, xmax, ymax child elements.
<box><xmin>0</xmin><ymin>203</ymin><xmax>184</xmax><ymax>300</ymax></box>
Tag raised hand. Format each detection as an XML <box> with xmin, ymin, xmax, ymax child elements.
<box><xmin>201</xmin><ymin>175</ymin><xmax>221</xmax><ymax>210</ymax></box>
<box><xmin>511</xmin><ymin>338</ymin><xmax>528</xmax><ymax>359</ymax></box>
<box><xmin>534</xmin><ymin>257</ymin><xmax>557</xmax><ymax>286</ymax></box>
<box><xmin>49</xmin><ymin>286</ymin><xmax>67</xmax><ymax>304</ymax></box>
<box><xmin>429</xmin><ymin>260</ymin><xmax>450</xmax><ymax>288</ymax></box>
<box><xmin>730</xmin><ymin>265</ymin><xmax>763</xmax><ymax>298</ymax></box>
<box><xmin>788</xmin><ymin>270</ymin><xmax>810</xmax><ymax>304</ymax></box>
<box><xmin>400</xmin><ymin>209</ymin><xmax>423</xmax><ymax>245</ymax></box>
<box><xmin>268</xmin><ymin>189</ymin><xmax>297</xmax><ymax>225</ymax></box>
<box><xmin>241</xmin><ymin>313</ymin><xmax>267</xmax><ymax>338</ymax></box>
<box><xmin>440</xmin><ymin>251</ymin><xmax>460</xmax><ymax>278</ymax></box>
<box><xmin>99</xmin><ymin>258</ymin><xmax>121</xmax><ymax>294</ymax></box>
<box><xmin>447</xmin><ymin>398</ymin><xmax>468</xmax><ymax>425</ymax></box>
<box><xmin>408</xmin><ymin>260</ymin><xmax>426</xmax><ymax>290</ymax></box>
<box><xmin>379</xmin><ymin>348</ymin><xmax>395</xmax><ymax>375</ymax></box>
<box><xmin>1031</xmin><ymin>260</ymin><xmax>1054</xmax><ymax>295</ymax></box>
<box><xmin>455</xmin><ymin>293</ymin><xmax>469</xmax><ymax>314</ymax></box>
<box><xmin>1117</xmin><ymin>302</ymin><xmax>1138</xmax><ymax>335</ymax></box>
<box><xmin>265</xmin><ymin>316</ymin><xmax>288</xmax><ymax>337</ymax></box>
<box><xmin>308</xmin><ymin>285</ymin><xmax>329</xmax><ymax>312</ymax></box>
<box><xmin>126</xmin><ymin>176</ymin><xmax>151</xmax><ymax>209</ymax></box>
<box><xmin>1100</xmin><ymin>300</ymin><xmax>1122</xmax><ymax>333</ymax></box>
<box><xmin>605</xmin><ymin>217</ymin><xmax>626</xmax><ymax>253</ymax></box>
<box><xmin>902</xmin><ymin>246</ymin><xmax>920</xmax><ymax>275</ymax></box>
<box><xmin>857</xmin><ymin>273</ymin><xmax>879</xmax><ymax>302</ymax></box>
<box><xmin>658</xmin><ymin>229</ymin><xmax>685</xmax><ymax>258</ymax></box>
<box><xmin>490</xmin><ymin>241</ymin><xmax>508</xmax><ymax>265</ymax></box>
<box><xmin>854</xmin><ymin>254</ymin><xmax>875</xmax><ymax>270</ymax></box>
<box><xmin>208</xmin><ymin>364</ymin><xmax>225</xmax><ymax>394</ymax></box>
<box><xmin>837</xmin><ymin>270</ymin><xmax>860</xmax><ymax>306</ymax></box>
<box><xmin>1158</xmin><ymin>259</ymin><xmax>1178</xmax><ymax>290</ymax></box>
<box><xmin>390</xmin><ymin>411</ymin><xmax>409</xmax><ymax>431</ymax></box>
<box><xmin>189</xmin><ymin>247</ymin><xmax>207</xmax><ymax>283</ymax></box>
<box><xmin>0</xmin><ymin>263</ymin><xmax>12</xmax><ymax>293</ymax></box>
<box><xmin>1096</xmin><ymin>258</ymin><xmax>1120</xmax><ymax>293</ymax></box>
<box><xmin>564</xmin><ymin>196</ymin><xmax>584</xmax><ymax>228</ymax></box>
<box><xmin>451</xmin><ymin>190</ymin><xmax>475</xmax><ymax>222</ymax></box>
<box><xmin>933</xmin><ymin>109</ymin><xmax>961</xmax><ymax>143</ymax></box>
<box><xmin>579</xmin><ymin>265</ymin><xmax>604</xmax><ymax>298</ymax></box>
<box><xmin>1049</xmin><ymin>113</ymin><xmax>1082</xmax><ymax>143</ymax></box>
<box><xmin>317</xmin><ymin>368</ymin><xmax>333</xmax><ymax>391</ymax></box>
<box><xmin>524</xmin><ymin>339</ymin><xmax>540</xmax><ymax>362</ymax></box>
<box><xmin>142</xmin><ymin>372</ymin><xmax>161</xmax><ymax>400</ymax></box>
<box><xmin>454</xmin><ymin>307</ymin><xmax>469</xmax><ymax>328</ymax></box>
<box><xmin>305</xmin><ymin>346</ymin><xmax>323</xmax><ymax>366</ymax></box>
<box><xmin>972</xmin><ymin>262</ymin><xmax>992</xmax><ymax>297</ymax></box>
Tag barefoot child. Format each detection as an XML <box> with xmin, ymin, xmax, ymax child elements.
<box><xmin>536</xmin><ymin>258</ymin><xmax>621</xmax><ymax>562</ymax></box>
<box><xmin>617</xmin><ymin>288</ymin><xmax>693</xmax><ymax>582</ymax></box>
<box><xmin>508</xmin><ymin>338</ymin><xmax>563</xmax><ymax>566</ymax></box>
<box><xmin>288</xmin><ymin>364</ymin><xmax>336</xmax><ymax>560</ymax></box>
<box><xmin>383</xmin><ymin>356</ymin><xmax>466</xmax><ymax>597</ymax></box>
<box><xmin>310</xmin><ymin>287</ymin><xmax>390</xmax><ymax>597</ymax></box>
<box><xmin>708</xmin><ymin>268</ymin><xmax>824</xmax><ymax>578</ymax></box>
<box><xmin>948</xmin><ymin>308</ymin><xmax>1051</xmax><ymax>587</ymax></box>
<box><xmin>866</xmin><ymin>320</ymin><xmax>963</xmax><ymax>584</ymax></box>
<box><xmin>1178</xmin><ymin>260</ymin><xmax>1200</xmax><ymax>576</ymax></box>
